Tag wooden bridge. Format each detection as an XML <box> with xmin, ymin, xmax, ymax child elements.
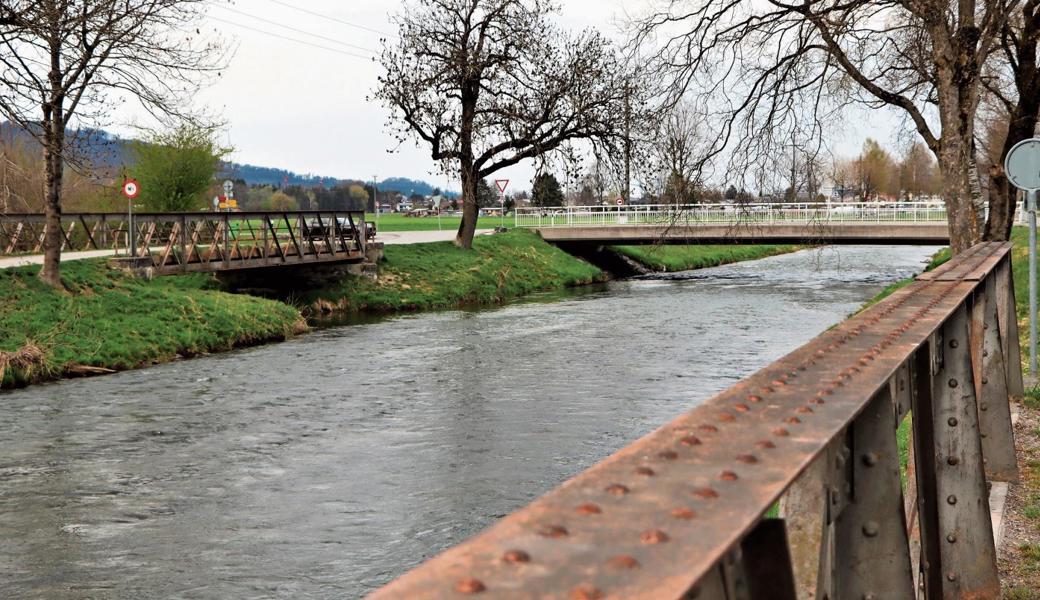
<box><xmin>372</xmin><ymin>242</ymin><xmax>1021</xmax><ymax>599</ymax></box>
<box><xmin>0</xmin><ymin>210</ymin><xmax>370</xmax><ymax>275</ymax></box>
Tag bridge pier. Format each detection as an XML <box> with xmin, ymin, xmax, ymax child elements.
<box><xmin>554</xmin><ymin>242</ymin><xmax>650</xmax><ymax>277</ymax></box>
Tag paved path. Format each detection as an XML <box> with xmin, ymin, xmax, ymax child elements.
<box><xmin>377</xmin><ymin>229</ymin><xmax>494</xmax><ymax>245</ymax></box>
<box><xmin>0</xmin><ymin>230</ymin><xmax>497</xmax><ymax>269</ymax></box>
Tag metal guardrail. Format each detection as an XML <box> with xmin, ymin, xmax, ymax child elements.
<box><xmin>514</xmin><ymin>202</ymin><xmax>961</xmax><ymax>228</ymax></box>
<box><xmin>0</xmin><ymin>211</ymin><xmax>368</xmax><ymax>274</ymax></box>
<box><xmin>371</xmin><ymin>242</ymin><xmax>1020</xmax><ymax>599</ymax></box>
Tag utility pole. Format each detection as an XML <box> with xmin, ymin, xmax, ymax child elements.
<box><xmin>372</xmin><ymin>175</ymin><xmax>379</xmax><ymax>229</ymax></box>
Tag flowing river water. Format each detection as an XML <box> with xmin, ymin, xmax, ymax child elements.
<box><xmin>0</xmin><ymin>245</ymin><xmax>939</xmax><ymax>599</ymax></box>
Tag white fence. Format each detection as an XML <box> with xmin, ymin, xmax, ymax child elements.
<box><xmin>514</xmin><ymin>202</ymin><xmax>988</xmax><ymax>228</ymax></box>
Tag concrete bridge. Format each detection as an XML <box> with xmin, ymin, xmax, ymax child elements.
<box><xmin>516</xmin><ymin>202</ymin><xmax>954</xmax><ymax>245</ymax></box>
<box><xmin>371</xmin><ymin>242</ymin><xmax>1022</xmax><ymax>599</ymax></box>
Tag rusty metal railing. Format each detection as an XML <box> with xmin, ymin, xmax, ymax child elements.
<box><xmin>0</xmin><ymin>211</ymin><xmax>368</xmax><ymax>274</ymax></box>
<box><xmin>371</xmin><ymin>242</ymin><xmax>1021</xmax><ymax>599</ymax></box>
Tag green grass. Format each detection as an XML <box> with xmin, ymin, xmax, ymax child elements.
<box><xmin>303</xmin><ymin>229</ymin><xmax>604</xmax><ymax>313</ymax></box>
<box><xmin>369</xmin><ymin>213</ymin><xmax>474</xmax><ymax>232</ymax></box>
<box><xmin>612</xmin><ymin>244</ymin><xmax>802</xmax><ymax>272</ymax></box>
<box><xmin>0</xmin><ymin>260</ymin><xmax>304</xmax><ymax>387</ymax></box>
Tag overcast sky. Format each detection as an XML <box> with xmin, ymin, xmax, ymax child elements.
<box><xmin>106</xmin><ymin>0</ymin><xmax>903</xmax><ymax>192</ymax></box>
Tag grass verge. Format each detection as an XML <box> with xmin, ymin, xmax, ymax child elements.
<box><xmin>612</xmin><ymin>244</ymin><xmax>802</xmax><ymax>272</ymax></box>
<box><xmin>0</xmin><ymin>260</ymin><xmax>305</xmax><ymax>388</ymax></box>
<box><xmin>303</xmin><ymin>229</ymin><xmax>604</xmax><ymax>314</ymax></box>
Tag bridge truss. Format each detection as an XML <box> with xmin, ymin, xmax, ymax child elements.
<box><xmin>0</xmin><ymin>211</ymin><xmax>368</xmax><ymax>274</ymax></box>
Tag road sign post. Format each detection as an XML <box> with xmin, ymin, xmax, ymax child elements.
<box><xmin>495</xmin><ymin>179</ymin><xmax>509</xmax><ymax>229</ymax></box>
<box><xmin>1005</xmin><ymin>138</ymin><xmax>1040</xmax><ymax>377</ymax></box>
<box><xmin>121</xmin><ymin>179</ymin><xmax>140</xmax><ymax>257</ymax></box>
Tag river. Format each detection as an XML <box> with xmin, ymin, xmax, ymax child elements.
<box><xmin>0</xmin><ymin>245</ymin><xmax>938</xmax><ymax>599</ymax></box>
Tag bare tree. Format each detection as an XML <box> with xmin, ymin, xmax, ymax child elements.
<box><xmin>0</xmin><ymin>1</ymin><xmax>224</xmax><ymax>287</ymax></box>
<box><xmin>376</xmin><ymin>0</ymin><xmax>641</xmax><ymax>249</ymax></box>
<box><xmin>979</xmin><ymin>1</ymin><xmax>1040</xmax><ymax>240</ymax></box>
<box><xmin>653</xmin><ymin>102</ymin><xmax>706</xmax><ymax>204</ymax></box>
<box><xmin>633</xmin><ymin>1</ymin><xmax>1017</xmax><ymax>253</ymax></box>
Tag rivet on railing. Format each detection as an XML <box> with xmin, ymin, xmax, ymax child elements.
<box><xmin>502</xmin><ymin>549</ymin><xmax>530</xmax><ymax>564</ymax></box>
<box><xmin>576</xmin><ymin>503</ymin><xmax>602</xmax><ymax>515</ymax></box>
<box><xmin>605</xmin><ymin>484</ymin><xmax>629</xmax><ymax>496</ymax></box>
<box><xmin>672</xmin><ymin>507</ymin><xmax>696</xmax><ymax>520</ymax></box>
<box><xmin>641</xmin><ymin>530</ymin><xmax>669</xmax><ymax>544</ymax></box>
<box><xmin>570</xmin><ymin>584</ymin><xmax>603</xmax><ymax>600</ymax></box>
<box><xmin>606</xmin><ymin>555</ymin><xmax>640</xmax><ymax>570</ymax></box>
<box><xmin>455</xmin><ymin>577</ymin><xmax>486</xmax><ymax>594</ymax></box>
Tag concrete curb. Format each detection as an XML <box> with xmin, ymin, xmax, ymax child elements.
<box><xmin>991</xmin><ymin>405</ymin><xmax>1021</xmax><ymax>548</ymax></box>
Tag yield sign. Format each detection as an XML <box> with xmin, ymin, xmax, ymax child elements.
<box><xmin>494</xmin><ymin>179</ymin><xmax>509</xmax><ymax>194</ymax></box>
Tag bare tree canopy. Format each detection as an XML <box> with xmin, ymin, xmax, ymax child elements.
<box><xmin>0</xmin><ymin>0</ymin><xmax>224</xmax><ymax>286</ymax></box>
<box><xmin>632</xmin><ymin>0</ymin><xmax>1018</xmax><ymax>253</ymax></box>
<box><xmin>376</xmin><ymin>0</ymin><xmax>644</xmax><ymax>249</ymax></box>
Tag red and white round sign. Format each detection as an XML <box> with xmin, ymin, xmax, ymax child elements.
<box><xmin>122</xmin><ymin>179</ymin><xmax>140</xmax><ymax>199</ymax></box>
<box><xmin>615</xmin><ymin>197</ymin><xmax>624</xmax><ymax>206</ymax></box>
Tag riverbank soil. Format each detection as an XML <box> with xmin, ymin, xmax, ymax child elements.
<box><xmin>0</xmin><ymin>260</ymin><xmax>304</xmax><ymax>388</ymax></box>
<box><xmin>1000</xmin><ymin>401</ymin><xmax>1040</xmax><ymax>598</ymax></box>
<box><xmin>1000</xmin><ymin>228</ymin><xmax>1040</xmax><ymax>598</ymax></box>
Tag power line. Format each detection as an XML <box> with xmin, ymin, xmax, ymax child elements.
<box><xmin>261</xmin><ymin>0</ymin><xmax>388</xmax><ymax>36</ymax></box>
<box><xmin>208</xmin><ymin>15</ymin><xmax>376</xmax><ymax>61</ymax></box>
<box><xmin>212</xmin><ymin>4</ymin><xmax>379</xmax><ymax>54</ymax></box>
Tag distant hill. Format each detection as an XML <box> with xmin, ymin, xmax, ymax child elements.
<box><xmin>1</xmin><ymin>121</ymin><xmax>457</xmax><ymax>196</ymax></box>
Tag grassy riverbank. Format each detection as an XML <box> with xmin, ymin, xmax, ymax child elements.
<box><xmin>304</xmin><ymin>229</ymin><xmax>604</xmax><ymax>313</ymax></box>
<box><xmin>0</xmin><ymin>261</ymin><xmax>304</xmax><ymax>388</ymax></box>
<box><xmin>613</xmin><ymin>244</ymin><xmax>802</xmax><ymax>272</ymax></box>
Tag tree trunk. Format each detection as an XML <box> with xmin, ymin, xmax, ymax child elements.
<box><xmin>939</xmin><ymin>139</ymin><xmax>983</xmax><ymax>254</ymax></box>
<box><xmin>39</xmin><ymin>109</ymin><xmax>64</xmax><ymax>288</ymax></box>
<box><xmin>455</xmin><ymin>164</ymin><xmax>479</xmax><ymax>249</ymax></box>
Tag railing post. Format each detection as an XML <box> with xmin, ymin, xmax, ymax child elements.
<box><xmin>970</xmin><ymin>275</ymin><xmax>1019</xmax><ymax>482</ymax></box>
<box><xmin>913</xmin><ymin>306</ymin><xmax>999</xmax><ymax>599</ymax></box>
<box><xmin>833</xmin><ymin>386</ymin><xmax>915</xmax><ymax>598</ymax></box>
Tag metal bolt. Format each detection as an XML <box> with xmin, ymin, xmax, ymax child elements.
<box><xmin>862</xmin><ymin>521</ymin><xmax>880</xmax><ymax>537</ymax></box>
<box><xmin>605</xmin><ymin>484</ymin><xmax>629</xmax><ymax>496</ymax></box>
<box><xmin>734</xmin><ymin>403</ymin><xmax>750</xmax><ymax>413</ymax></box>
<box><xmin>948</xmin><ymin>378</ymin><xmax>958</xmax><ymax>388</ymax></box>
<box><xmin>699</xmin><ymin>424</ymin><xmax>719</xmax><ymax>433</ymax></box>
<box><xmin>946</xmin><ymin>533</ymin><xmax>957</xmax><ymax>543</ymax></box>
<box><xmin>947</xmin><ymin>495</ymin><xmax>957</xmax><ymax>505</ymax></box>
<box><xmin>658</xmin><ymin>450</ymin><xmax>679</xmax><ymax>461</ymax></box>
<box><xmin>502</xmin><ymin>549</ymin><xmax>531</xmax><ymax>564</ymax></box>
<box><xmin>863</xmin><ymin>593</ymin><xmax>877</xmax><ymax>600</ymax></box>
<box><xmin>635</xmin><ymin>466</ymin><xmax>656</xmax><ymax>477</ymax></box>
<box><xmin>980</xmin><ymin>403</ymin><xmax>989</xmax><ymax>411</ymax></box>
<box><xmin>607</xmin><ymin>555</ymin><xmax>640</xmax><ymax>570</ymax></box>
<box><xmin>717</xmin><ymin>413</ymin><xmax>736</xmax><ymax>423</ymax></box>
<box><xmin>640</xmin><ymin>530</ymin><xmax>669</xmax><ymax>544</ymax></box>
<box><xmin>946</xmin><ymin>572</ymin><xmax>958</xmax><ymax>582</ymax></box>
<box><xmin>747</xmin><ymin>395</ymin><xmax>763</xmax><ymax>403</ymax></box>
<box><xmin>736</xmin><ymin>454</ymin><xmax>758</xmax><ymax>464</ymax></box>
<box><xmin>948</xmin><ymin>417</ymin><xmax>958</xmax><ymax>427</ymax></box>
<box><xmin>786</xmin><ymin>417</ymin><xmax>802</xmax><ymax>425</ymax></box>
<box><xmin>455</xmin><ymin>577</ymin><xmax>486</xmax><ymax>594</ymax></box>
<box><xmin>538</xmin><ymin>525</ymin><xmax>569</xmax><ymax>538</ymax></box>
<box><xmin>950</xmin><ymin>339</ymin><xmax>959</xmax><ymax>348</ymax></box>
<box><xmin>693</xmin><ymin>487</ymin><xmax>719</xmax><ymax>500</ymax></box>
<box><xmin>773</xmin><ymin>428</ymin><xmax>790</xmax><ymax>437</ymax></box>
<box><xmin>680</xmin><ymin>436</ymin><xmax>702</xmax><ymax>447</ymax></box>
<box><xmin>982</xmin><ymin>377</ymin><xmax>988</xmax><ymax>385</ymax></box>
<box><xmin>948</xmin><ymin>456</ymin><xmax>960</xmax><ymax>466</ymax></box>
<box><xmin>576</xmin><ymin>503</ymin><xmax>602</xmax><ymax>515</ymax></box>
<box><xmin>719</xmin><ymin>470</ymin><xmax>738</xmax><ymax>481</ymax></box>
<box><xmin>797</xmin><ymin>406</ymin><xmax>813</xmax><ymax>414</ymax></box>
<box><xmin>672</xmin><ymin>507</ymin><xmax>696</xmax><ymax>520</ymax></box>
<box><xmin>756</xmin><ymin>440</ymin><xmax>777</xmax><ymax>450</ymax></box>
<box><xmin>863</xmin><ymin>453</ymin><xmax>879</xmax><ymax>467</ymax></box>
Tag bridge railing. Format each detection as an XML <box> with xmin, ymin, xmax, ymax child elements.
<box><xmin>514</xmin><ymin>202</ymin><xmax>954</xmax><ymax>228</ymax></box>
<box><xmin>371</xmin><ymin>242</ymin><xmax>1020</xmax><ymax>599</ymax></box>
<box><xmin>0</xmin><ymin>211</ymin><xmax>368</xmax><ymax>273</ymax></box>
